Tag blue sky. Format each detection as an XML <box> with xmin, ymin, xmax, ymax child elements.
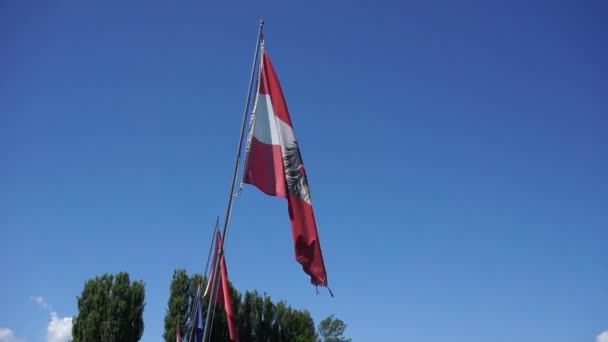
<box><xmin>1</xmin><ymin>1</ymin><xmax>607</xmax><ymax>341</ymax></box>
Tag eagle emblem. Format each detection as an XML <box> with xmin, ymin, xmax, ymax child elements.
<box><xmin>283</xmin><ymin>141</ymin><xmax>311</xmax><ymax>204</ymax></box>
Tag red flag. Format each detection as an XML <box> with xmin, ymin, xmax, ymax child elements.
<box><xmin>243</xmin><ymin>44</ymin><xmax>329</xmax><ymax>288</ymax></box>
<box><xmin>176</xmin><ymin>325</ymin><xmax>182</xmax><ymax>342</ymax></box>
<box><xmin>204</xmin><ymin>232</ymin><xmax>239</xmax><ymax>342</ymax></box>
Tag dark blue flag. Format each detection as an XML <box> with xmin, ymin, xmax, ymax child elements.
<box><xmin>194</xmin><ymin>292</ymin><xmax>204</xmax><ymax>342</ymax></box>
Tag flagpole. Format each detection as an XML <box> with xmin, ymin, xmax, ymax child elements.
<box><xmin>201</xmin><ymin>18</ymin><xmax>264</xmax><ymax>342</ymax></box>
<box><xmin>186</xmin><ymin>218</ymin><xmax>219</xmax><ymax>342</ymax></box>
<box><xmin>203</xmin><ymin>217</ymin><xmax>220</xmax><ymax>279</ymax></box>
<box><xmin>187</xmin><ymin>285</ymin><xmax>202</xmax><ymax>342</ymax></box>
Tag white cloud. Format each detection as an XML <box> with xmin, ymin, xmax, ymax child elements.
<box><xmin>30</xmin><ymin>296</ymin><xmax>49</xmax><ymax>310</ymax></box>
<box><xmin>47</xmin><ymin>312</ymin><xmax>72</xmax><ymax>342</ymax></box>
<box><xmin>597</xmin><ymin>331</ymin><xmax>608</xmax><ymax>342</ymax></box>
<box><xmin>27</xmin><ymin>296</ymin><xmax>72</xmax><ymax>342</ymax></box>
<box><xmin>0</xmin><ymin>328</ymin><xmax>24</xmax><ymax>342</ymax></box>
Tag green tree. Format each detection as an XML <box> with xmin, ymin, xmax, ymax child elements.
<box><xmin>317</xmin><ymin>315</ymin><xmax>351</xmax><ymax>342</ymax></box>
<box><xmin>236</xmin><ymin>291</ymin><xmax>316</xmax><ymax>342</ymax></box>
<box><xmin>187</xmin><ymin>274</ymin><xmax>242</xmax><ymax>342</ymax></box>
<box><xmin>163</xmin><ymin>269</ymin><xmax>321</xmax><ymax>342</ymax></box>
<box><xmin>163</xmin><ymin>271</ymin><xmax>238</xmax><ymax>342</ymax></box>
<box><xmin>72</xmin><ymin>272</ymin><xmax>145</xmax><ymax>342</ymax></box>
<box><xmin>163</xmin><ymin>268</ymin><xmax>191</xmax><ymax>341</ymax></box>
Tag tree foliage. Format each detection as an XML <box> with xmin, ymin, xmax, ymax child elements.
<box><xmin>72</xmin><ymin>272</ymin><xmax>145</xmax><ymax>342</ymax></box>
<box><xmin>317</xmin><ymin>315</ymin><xmax>351</xmax><ymax>342</ymax></box>
<box><xmin>163</xmin><ymin>269</ymin><xmax>324</xmax><ymax>342</ymax></box>
<box><xmin>237</xmin><ymin>291</ymin><xmax>316</xmax><ymax>342</ymax></box>
<box><xmin>163</xmin><ymin>268</ymin><xmax>191</xmax><ymax>342</ymax></box>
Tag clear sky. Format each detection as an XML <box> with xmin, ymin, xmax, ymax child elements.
<box><xmin>1</xmin><ymin>1</ymin><xmax>607</xmax><ymax>341</ymax></box>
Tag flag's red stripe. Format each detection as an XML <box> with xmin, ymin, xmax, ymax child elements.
<box><xmin>260</xmin><ymin>51</ymin><xmax>293</xmax><ymax>128</ymax></box>
<box><xmin>243</xmin><ymin>137</ymin><xmax>287</xmax><ymax>198</ymax></box>
<box><xmin>220</xmin><ymin>259</ymin><xmax>238</xmax><ymax>341</ymax></box>
<box><xmin>217</xmin><ymin>232</ymin><xmax>239</xmax><ymax>342</ymax></box>
<box><xmin>287</xmin><ymin>193</ymin><xmax>328</xmax><ymax>286</ymax></box>
<box><xmin>207</xmin><ymin>232</ymin><xmax>239</xmax><ymax>342</ymax></box>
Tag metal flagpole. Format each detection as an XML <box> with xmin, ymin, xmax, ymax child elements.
<box><xmin>186</xmin><ymin>218</ymin><xmax>219</xmax><ymax>342</ymax></box>
<box><xmin>201</xmin><ymin>19</ymin><xmax>264</xmax><ymax>342</ymax></box>
<box><xmin>203</xmin><ymin>217</ymin><xmax>221</xmax><ymax>279</ymax></box>
<box><xmin>187</xmin><ymin>284</ymin><xmax>202</xmax><ymax>342</ymax></box>
<box><xmin>202</xmin><ymin>219</ymin><xmax>222</xmax><ymax>340</ymax></box>
<box><xmin>207</xmin><ymin>283</ymin><xmax>220</xmax><ymax>339</ymax></box>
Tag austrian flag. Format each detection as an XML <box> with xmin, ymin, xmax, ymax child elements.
<box><xmin>243</xmin><ymin>43</ymin><xmax>329</xmax><ymax>288</ymax></box>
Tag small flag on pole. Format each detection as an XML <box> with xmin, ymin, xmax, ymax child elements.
<box><xmin>204</xmin><ymin>232</ymin><xmax>239</xmax><ymax>341</ymax></box>
<box><xmin>193</xmin><ymin>290</ymin><xmax>204</xmax><ymax>342</ymax></box>
<box><xmin>243</xmin><ymin>42</ymin><xmax>329</xmax><ymax>289</ymax></box>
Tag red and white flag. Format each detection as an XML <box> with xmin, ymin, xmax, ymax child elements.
<box><xmin>243</xmin><ymin>43</ymin><xmax>329</xmax><ymax>288</ymax></box>
<box><xmin>204</xmin><ymin>232</ymin><xmax>239</xmax><ymax>341</ymax></box>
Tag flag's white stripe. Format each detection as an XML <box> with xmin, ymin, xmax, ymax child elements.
<box><xmin>252</xmin><ymin>94</ymin><xmax>279</xmax><ymax>145</ymax></box>
<box><xmin>251</xmin><ymin>94</ymin><xmax>296</xmax><ymax>149</ymax></box>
